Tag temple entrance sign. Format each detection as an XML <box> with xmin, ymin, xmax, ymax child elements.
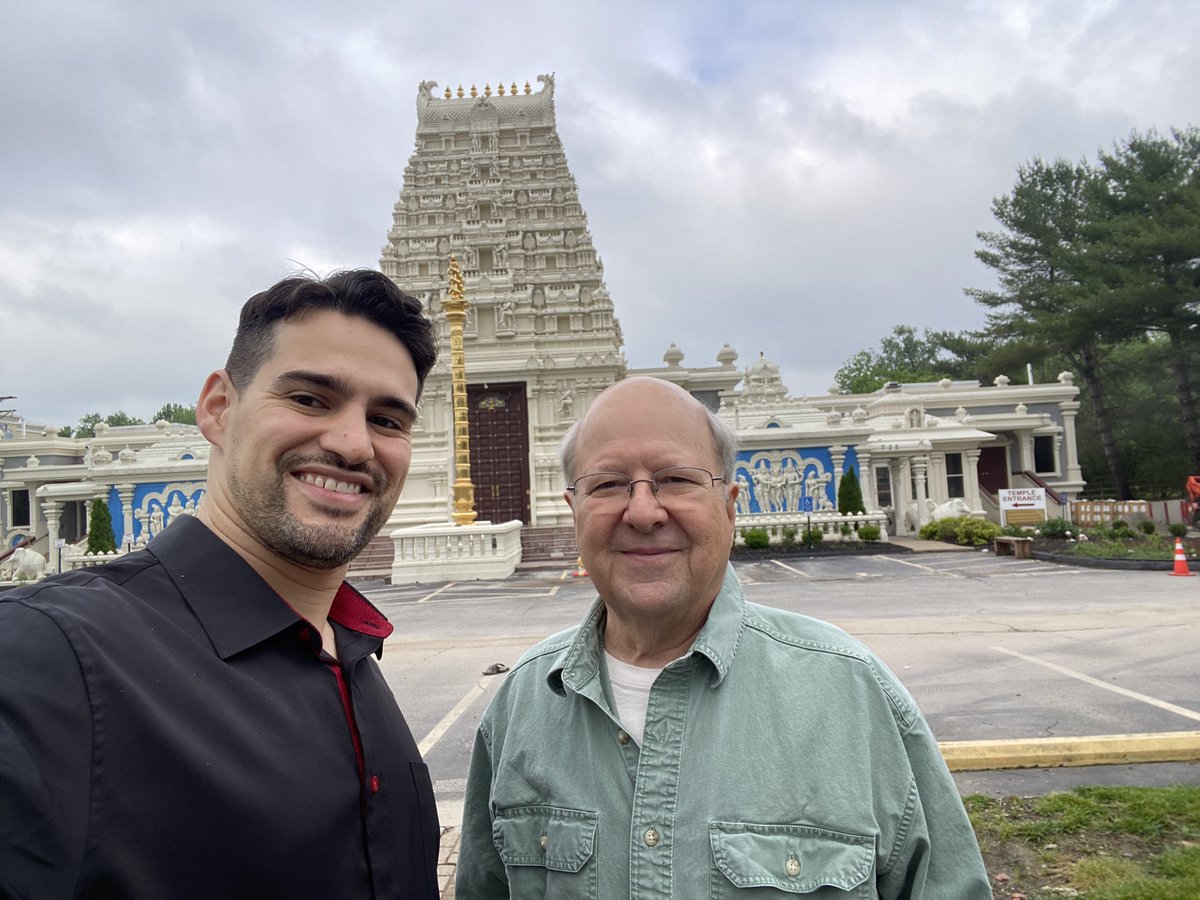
<box><xmin>467</xmin><ymin>382</ymin><xmax>531</xmax><ymax>524</ymax></box>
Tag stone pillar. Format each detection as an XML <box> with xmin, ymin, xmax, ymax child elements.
<box><xmin>830</xmin><ymin>445</ymin><xmax>846</xmax><ymax>510</ymax></box>
<box><xmin>965</xmin><ymin>449</ymin><xmax>983</xmax><ymax>514</ymax></box>
<box><xmin>40</xmin><ymin>498</ymin><xmax>62</xmax><ymax>574</ymax></box>
<box><xmin>912</xmin><ymin>457</ymin><xmax>930</xmax><ymax>532</ymax></box>
<box><xmin>117</xmin><ymin>483</ymin><xmax>136</xmax><ymax>548</ymax></box>
<box><xmin>857</xmin><ymin>450</ymin><xmax>875</xmax><ymax>511</ymax></box>
<box><xmin>1017</xmin><ymin>433</ymin><xmax>1035</xmax><ymax>473</ymax></box>
<box><xmin>1059</xmin><ymin>400</ymin><xmax>1083</xmax><ymax>483</ymax></box>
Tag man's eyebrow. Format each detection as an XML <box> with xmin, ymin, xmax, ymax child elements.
<box><xmin>273</xmin><ymin>370</ymin><xmax>418</xmax><ymax>421</ymax></box>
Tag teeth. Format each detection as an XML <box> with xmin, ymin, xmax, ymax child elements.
<box><xmin>299</xmin><ymin>473</ymin><xmax>363</xmax><ymax>494</ymax></box>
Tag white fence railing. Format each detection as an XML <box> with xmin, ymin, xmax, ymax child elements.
<box><xmin>734</xmin><ymin>511</ymin><xmax>889</xmax><ymax>544</ymax></box>
<box><xmin>390</xmin><ymin>520</ymin><xmax>524</xmax><ymax>584</ymax></box>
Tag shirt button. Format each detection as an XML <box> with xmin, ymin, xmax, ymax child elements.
<box><xmin>786</xmin><ymin>855</ymin><xmax>801</xmax><ymax>877</ymax></box>
<box><xmin>617</xmin><ymin>729</ymin><xmax>631</xmax><ymax>745</ymax></box>
<box><xmin>538</xmin><ymin>834</ymin><xmax>548</xmax><ymax>852</ymax></box>
<box><xmin>369</xmin><ymin>775</ymin><xmax>380</xmax><ymax>793</ymax></box>
<box><xmin>644</xmin><ymin>827</ymin><xmax>660</xmax><ymax>847</ymax></box>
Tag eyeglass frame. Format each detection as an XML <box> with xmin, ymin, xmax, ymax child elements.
<box><xmin>566</xmin><ymin>465</ymin><xmax>727</xmax><ymax>505</ymax></box>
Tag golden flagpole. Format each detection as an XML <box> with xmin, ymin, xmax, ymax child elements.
<box><xmin>443</xmin><ymin>256</ymin><xmax>478</xmax><ymax>525</ymax></box>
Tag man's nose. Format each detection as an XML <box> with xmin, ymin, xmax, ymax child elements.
<box><xmin>318</xmin><ymin>409</ymin><xmax>375</xmax><ymax>464</ymax></box>
<box><xmin>624</xmin><ymin>479</ymin><xmax>668</xmax><ymax>530</ymax></box>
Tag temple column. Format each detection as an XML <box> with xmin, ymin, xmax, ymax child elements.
<box><xmin>40</xmin><ymin>497</ymin><xmax>62</xmax><ymax>574</ymax></box>
<box><xmin>965</xmin><ymin>449</ymin><xmax>983</xmax><ymax>514</ymax></box>
<box><xmin>117</xmin><ymin>483</ymin><xmax>135</xmax><ymax>548</ymax></box>
<box><xmin>830</xmin><ymin>445</ymin><xmax>846</xmax><ymax>510</ymax></box>
<box><xmin>857</xmin><ymin>450</ymin><xmax>875</xmax><ymax>511</ymax></box>
<box><xmin>912</xmin><ymin>457</ymin><xmax>930</xmax><ymax>532</ymax></box>
<box><xmin>1059</xmin><ymin>400</ymin><xmax>1082</xmax><ymax>483</ymax></box>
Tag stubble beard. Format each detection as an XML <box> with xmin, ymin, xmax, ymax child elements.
<box><xmin>228</xmin><ymin>452</ymin><xmax>394</xmax><ymax>570</ymax></box>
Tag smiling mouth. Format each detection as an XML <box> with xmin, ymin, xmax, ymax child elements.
<box><xmin>296</xmin><ymin>472</ymin><xmax>365</xmax><ymax>495</ymax></box>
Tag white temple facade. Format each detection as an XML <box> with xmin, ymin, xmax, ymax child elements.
<box><xmin>2</xmin><ymin>76</ymin><xmax>1087</xmax><ymax>574</ymax></box>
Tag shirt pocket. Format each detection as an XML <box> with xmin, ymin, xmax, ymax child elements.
<box><xmin>709</xmin><ymin>821</ymin><xmax>876</xmax><ymax>899</ymax></box>
<box><xmin>492</xmin><ymin>805</ymin><xmax>598</xmax><ymax>900</ymax></box>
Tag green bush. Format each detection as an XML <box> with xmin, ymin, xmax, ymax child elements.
<box><xmin>1112</xmin><ymin>519</ymin><xmax>1130</xmax><ymax>533</ymax></box>
<box><xmin>956</xmin><ymin>518</ymin><xmax>1001</xmax><ymax>547</ymax></box>
<box><xmin>1137</xmin><ymin>519</ymin><xmax>1157</xmax><ymax>535</ymax></box>
<box><xmin>837</xmin><ymin>467</ymin><xmax>865</xmax><ymax>515</ymax></box>
<box><xmin>858</xmin><ymin>524</ymin><xmax>882</xmax><ymax>542</ymax></box>
<box><xmin>921</xmin><ymin>518</ymin><xmax>962</xmax><ymax>542</ymax></box>
<box><xmin>86</xmin><ymin>498</ymin><xmax>117</xmax><ymax>554</ymax></box>
<box><xmin>1168</xmin><ymin>523</ymin><xmax>1189</xmax><ymax>538</ymax></box>
<box><xmin>779</xmin><ymin>526</ymin><xmax>797</xmax><ymax>549</ymax></box>
<box><xmin>839</xmin><ymin>522</ymin><xmax>853</xmax><ymax>537</ymax></box>
<box><xmin>801</xmin><ymin>527</ymin><xmax>824</xmax><ymax>548</ymax></box>
<box><xmin>742</xmin><ymin>527</ymin><xmax>770</xmax><ymax>549</ymax></box>
<box><xmin>1039</xmin><ymin>517</ymin><xmax>1074</xmax><ymax>539</ymax></box>
<box><xmin>1001</xmin><ymin>524</ymin><xmax>1033</xmax><ymax>537</ymax></box>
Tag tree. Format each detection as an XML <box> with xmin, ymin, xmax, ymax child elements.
<box><xmin>86</xmin><ymin>498</ymin><xmax>117</xmax><ymax>554</ymax></box>
<box><xmin>837</xmin><ymin>466</ymin><xmax>865</xmax><ymax>515</ymax></box>
<box><xmin>966</xmin><ymin>157</ymin><xmax>1135</xmax><ymax>499</ymax></box>
<box><xmin>1088</xmin><ymin>127</ymin><xmax>1200</xmax><ymax>471</ymax></box>
<box><xmin>150</xmin><ymin>403</ymin><xmax>196</xmax><ymax>425</ymax></box>
<box><xmin>72</xmin><ymin>410</ymin><xmax>148</xmax><ymax>438</ymax></box>
<box><xmin>834</xmin><ymin>325</ymin><xmax>971</xmax><ymax>393</ymax></box>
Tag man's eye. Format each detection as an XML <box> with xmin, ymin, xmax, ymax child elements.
<box><xmin>370</xmin><ymin>415</ymin><xmax>410</xmax><ymax>432</ymax></box>
<box><xmin>291</xmin><ymin>394</ymin><xmax>323</xmax><ymax>408</ymax></box>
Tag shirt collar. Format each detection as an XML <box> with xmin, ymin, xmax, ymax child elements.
<box><xmin>146</xmin><ymin>516</ymin><xmax>393</xmax><ymax>661</ymax></box>
<box><xmin>549</xmin><ymin>562</ymin><xmax>746</xmax><ymax>694</ymax></box>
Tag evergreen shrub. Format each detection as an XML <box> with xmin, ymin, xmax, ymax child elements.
<box><xmin>1168</xmin><ymin>523</ymin><xmax>1189</xmax><ymax>538</ymax></box>
<box><xmin>780</xmin><ymin>526</ymin><xmax>797</xmax><ymax>549</ymax></box>
<box><xmin>1137</xmin><ymin>519</ymin><xmax>1157</xmax><ymax>535</ymax></box>
<box><xmin>801</xmin><ymin>527</ymin><xmax>824</xmax><ymax>548</ymax></box>
<box><xmin>1039</xmin><ymin>518</ymin><xmax>1074</xmax><ymax>539</ymax></box>
<box><xmin>837</xmin><ymin>467</ymin><xmax>865</xmax><ymax>515</ymax></box>
<box><xmin>86</xmin><ymin>499</ymin><xmax>117</xmax><ymax>554</ymax></box>
<box><xmin>742</xmin><ymin>527</ymin><xmax>770</xmax><ymax>549</ymax></box>
<box><xmin>956</xmin><ymin>518</ymin><xmax>1001</xmax><ymax>547</ymax></box>
<box><xmin>858</xmin><ymin>524</ymin><xmax>882</xmax><ymax>542</ymax></box>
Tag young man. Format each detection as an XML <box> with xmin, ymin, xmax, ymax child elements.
<box><xmin>457</xmin><ymin>376</ymin><xmax>991</xmax><ymax>899</ymax></box>
<box><xmin>0</xmin><ymin>270</ymin><xmax>441</xmax><ymax>898</ymax></box>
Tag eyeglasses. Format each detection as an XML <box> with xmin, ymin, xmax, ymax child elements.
<box><xmin>567</xmin><ymin>466</ymin><xmax>725</xmax><ymax>508</ymax></box>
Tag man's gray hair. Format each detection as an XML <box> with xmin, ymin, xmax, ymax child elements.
<box><xmin>559</xmin><ymin>398</ymin><xmax>738</xmax><ymax>485</ymax></box>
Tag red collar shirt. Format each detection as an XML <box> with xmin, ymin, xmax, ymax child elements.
<box><xmin>0</xmin><ymin>515</ymin><xmax>439</xmax><ymax>899</ymax></box>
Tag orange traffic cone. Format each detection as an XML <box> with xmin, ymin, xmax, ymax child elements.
<box><xmin>1170</xmin><ymin>538</ymin><xmax>1194</xmax><ymax>577</ymax></box>
<box><xmin>571</xmin><ymin>556</ymin><xmax>589</xmax><ymax>577</ymax></box>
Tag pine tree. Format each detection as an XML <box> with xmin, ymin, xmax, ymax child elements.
<box><xmin>838</xmin><ymin>466</ymin><xmax>865</xmax><ymax>515</ymax></box>
<box><xmin>86</xmin><ymin>498</ymin><xmax>117</xmax><ymax>554</ymax></box>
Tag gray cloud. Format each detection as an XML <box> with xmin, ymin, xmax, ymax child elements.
<box><xmin>3</xmin><ymin>0</ymin><xmax>1198</xmax><ymax>425</ymax></box>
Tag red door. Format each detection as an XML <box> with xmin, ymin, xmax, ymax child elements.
<box><xmin>977</xmin><ymin>445</ymin><xmax>1009</xmax><ymax>497</ymax></box>
<box><xmin>466</xmin><ymin>382</ymin><xmax>531</xmax><ymax>524</ymax></box>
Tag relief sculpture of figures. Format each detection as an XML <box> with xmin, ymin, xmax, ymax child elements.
<box><xmin>781</xmin><ymin>460</ymin><xmax>801</xmax><ymax>511</ymax></box>
<box><xmin>558</xmin><ymin>386</ymin><xmax>574</xmax><ymax>419</ymax></box>
<box><xmin>497</xmin><ymin>300</ymin><xmax>515</xmax><ymax>332</ymax></box>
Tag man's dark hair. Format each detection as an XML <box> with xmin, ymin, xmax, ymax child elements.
<box><xmin>225</xmin><ymin>269</ymin><xmax>437</xmax><ymax>399</ymax></box>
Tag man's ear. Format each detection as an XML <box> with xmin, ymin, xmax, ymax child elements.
<box><xmin>563</xmin><ymin>489</ymin><xmax>575</xmax><ymax>511</ymax></box>
<box><xmin>196</xmin><ymin>370</ymin><xmax>236</xmax><ymax>448</ymax></box>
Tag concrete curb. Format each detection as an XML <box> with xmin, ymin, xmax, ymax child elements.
<box><xmin>939</xmin><ymin>730</ymin><xmax>1200</xmax><ymax>771</ymax></box>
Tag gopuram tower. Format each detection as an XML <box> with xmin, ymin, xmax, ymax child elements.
<box><xmin>381</xmin><ymin>75</ymin><xmax>625</xmax><ymax>529</ymax></box>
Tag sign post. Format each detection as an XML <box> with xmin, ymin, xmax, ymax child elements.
<box><xmin>999</xmin><ymin>488</ymin><xmax>1047</xmax><ymax>527</ymax></box>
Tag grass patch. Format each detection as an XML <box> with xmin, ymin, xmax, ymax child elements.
<box><xmin>968</xmin><ymin>785</ymin><xmax>1200</xmax><ymax>898</ymax></box>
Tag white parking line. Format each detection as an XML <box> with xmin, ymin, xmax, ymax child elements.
<box><xmin>876</xmin><ymin>556</ymin><xmax>962</xmax><ymax>576</ymax></box>
<box><xmin>417</xmin><ymin>582</ymin><xmax>456</xmax><ymax>604</ymax></box>
<box><xmin>770</xmin><ymin>559</ymin><xmax>810</xmax><ymax>577</ymax></box>
<box><xmin>993</xmin><ymin>646</ymin><xmax>1200</xmax><ymax>723</ymax></box>
<box><xmin>418</xmin><ymin>679</ymin><xmax>489</xmax><ymax>755</ymax></box>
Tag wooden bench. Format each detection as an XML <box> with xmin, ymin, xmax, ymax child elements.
<box><xmin>993</xmin><ymin>535</ymin><xmax>1033</xmax><ymax>559</ymax></box>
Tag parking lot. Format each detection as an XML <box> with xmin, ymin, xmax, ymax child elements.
<box><xmin>362</xmin><ymin>551</ymin><xmax>1200</xmax><ymax>825</ymax></box>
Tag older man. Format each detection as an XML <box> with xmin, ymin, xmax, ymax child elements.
<box><xmin>0</xmin><ymin>270</ymin><xmax>441</xmax><ymax>898</ymax></box>
<box><xmin>457</xmin><ymin>376</ymin><xmax>990</xmax><ymax>899</ymax></box>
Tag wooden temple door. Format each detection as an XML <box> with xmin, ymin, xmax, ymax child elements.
<box><xmin>466</xmin><ymin>382</ymin><xmax>531</xmax><ymax>524</ymax></box>
<box><xmin>977</xmin><ymin>445</ymin><xmax>1009</xmax><ymax>496</ymax></box>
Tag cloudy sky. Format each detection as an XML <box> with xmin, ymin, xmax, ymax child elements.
<box><xmin>3</xmin><ymin>0</ymin><xmax>1197</xmax><ymax>428</ymax></box>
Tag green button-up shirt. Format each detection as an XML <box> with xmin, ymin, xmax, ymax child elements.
<box><xmin>457</xmin><ymin>564</ymin><xmax>991</xmax><ymax>899</ymax></box>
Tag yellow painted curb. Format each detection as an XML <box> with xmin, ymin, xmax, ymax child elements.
<box><xmin>939</xmin><ymin>731</ymin><xmax>1200</xmax><ymax>771</ymax></box>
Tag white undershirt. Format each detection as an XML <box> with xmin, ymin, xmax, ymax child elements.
<box><xmin>604</xmin><ymin>651</ymin><xmax>663</xmax><ymax>746</ymax></box>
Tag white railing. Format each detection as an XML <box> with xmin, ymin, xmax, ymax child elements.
<box><xmin>390</xmin><ymin>520</ymin><xmax>524</xmax><ymax>584</ymax></box>
<box><xmin>734</xmin><ymin>511</ymin><xmax>890</xmax><ymax>544</ymax></box>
